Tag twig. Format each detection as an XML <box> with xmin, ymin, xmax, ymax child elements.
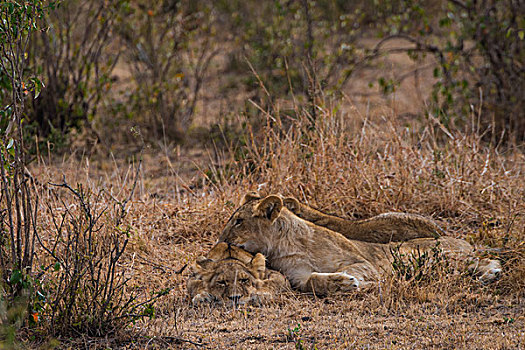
<box><xmin>135</xmin><ymin>255</ymin><xmax>188</xmax><ymax>274</ymax></box>
<box><xmin>244</xmin><ymin>57</ymin><xmax>274</xmax><ymax>108</ymax></box>
<box><xmin>104</xmin><ymin>148</ymin><xmax>144</xmax><ymax>226</ymax></box>
<box><xmin>372</xmin><ymin>34</ymin><xmax>451</xmax><ymax>83</ymax></box>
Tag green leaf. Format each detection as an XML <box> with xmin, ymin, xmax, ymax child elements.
<box><xmin>143</xmin><ymin>303</ymin><xmax>155</xmax><ymax>318</ymax></box>
<box><xmin>519</xmin><ymin>30</ymin><xmax>524</xmax><ymax>40</ymax></box>
<box><xmin>30</xmin><ymin>77</ymin><xmax>44</xmax><ymax>99</ymax></box>
<box><xmin>9</xmin><ymin>269</ymin><xmax>22</xmax><ymax>285</ymax></box>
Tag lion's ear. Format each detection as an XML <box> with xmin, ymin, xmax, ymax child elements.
<box><xmin>193</xmin><ymin>257</ymin><xmax>213</xmax><ymax>273</ymax></box>
<box><xmin>241</xmin><ymin>191</ymin><xmax>261</xmax><ymax>205</ymax></box>
<box><xmin>250</xmin><ymin>253</ymin><xmax>267</xmax><ymax>279</ymax></box>
<box><xmin>208</xmin><ymin>242</ymin><xmax>229</xmax><ymax>260</ymax></box>
<box><xmin>253</xmin><ymin>195</ymin><xmax>283</xmax><ymax>223</ymax></box>
<box><xmin>189</xmin><ymin>257</ymin><xmax>209</xmax><ymax>276</ymax></box>
<box><xmin>283</xmin><ymin>197</ymin><xmax>301</xmax><ymax>214</ymax></box>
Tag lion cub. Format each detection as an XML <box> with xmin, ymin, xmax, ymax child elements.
<box><xmin>187</xmin><ymin>242</ymin><xmax>290</xmax><ymax>305</ymax></box>
<box><xmin>218</xmin><ymin>194</ymin><xmax>501</xmax><ymax>296</ymax></box>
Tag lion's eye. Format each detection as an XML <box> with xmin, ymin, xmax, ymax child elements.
<box><xmin>240</xmin><ymin>278</ymin><xmax>249</xmax><ymax>284</ymax></box>
<box><xmin>233</xmin><ymin>218</ymin><xmax>244</xmax><ymax>227</ymax></box>
<box><xmin>217</xmin><ymin>280</ymin><xmax>227</xmax><ymax>286</ymax></box>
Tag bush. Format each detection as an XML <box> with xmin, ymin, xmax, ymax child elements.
<box><xmin>2</xmin><ymin>2</ymin><xmax>164</xmax><ymax>341</ymax></box>
<box><xmin>214</xmin><ymin>0</ymin><xmax>524</xmax><ymax>143</ymax></box>
<box><xmin>216</xmin><ymin>0</ymin><xmax>374</xmax><ymax>120</ymax></box>
<box><xmin>36</xmin><ymin>178</ymin><xmax>165</xmax><ymax>336</ymax></box>
<box><xmin>114</xmin><ymin>0</ymin><xmax>218</xmax><ymax>143</ymax></box>
<box><xmin>28</xmin><ymin>0</ymin><xmax>125</xmax><ymax>148</ymax></box>
<box><xmin>0</xmin><ymin>0</ymin><xmax>49</xmax><ymax>345</ymax></box>
<box><xmin>372</xmin><ymin>0</ymin><xmax>525</xmax><ymax>143</ymax></box>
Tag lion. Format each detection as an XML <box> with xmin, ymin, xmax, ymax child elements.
<box><xmin>282</xmin><ymin>196</ymin><xmax>443</xmax><ymax>243</ymax></box>
<box><xmin>218</xmin><ymin>194</ymin><xmax>501</xmax><ymax>296</ymax></box>
<box><xmin>187</xmin><ymin>242</ymin><xmax>290</xmax><ymax>305</ymax></box>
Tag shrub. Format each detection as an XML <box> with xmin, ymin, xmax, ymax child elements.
<box><xmin>114</xmin><ymin>0</ymin><xmax>218</xmax><ymax>143</ymax></box>
<box><xmin>216</xmin><ymin>0</ymin><xmax>374</xmax><ymax>120</ymax></box>
<box><xmin>35</xmin><ymin>178</ymin><xmax>166</xmax><ymax>336</ymax></box>
<box><xmin>373</xmin><ymin>0</ymin><xmax>525</xmax><ymax>143</ymax></box>
<box><xmin>0</xmin><ymin>0</ymin><xmax>49</xmax><ymax>344</ymax></box>
<box><xmin>214</xmin><ymin>0</ymin><xmax>523</xmax><ymax>143</ymax></box>
<box><xmin>28</xmin><ymin>0</ymin><xmax>126</xmax><ymax>148</ymax></box>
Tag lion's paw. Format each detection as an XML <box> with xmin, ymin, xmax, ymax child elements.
<box><xmin>337</xmin><ymin>272</ymin><xmax>360</xmax><ymax>289</ymax></box>
<box><xmin>469</xmin><ymin>258</ymin><xmax>502</xmax><ymax>284</ymax></box>
<box><xmin>478</xmin><ymin>259</ymin><xmax>502</xmax><ymax>283</ymax></box>
<box><xmin>192</xmin><ymin>292</ymin><xmax>214</xmax><ymax>305</ymax></box>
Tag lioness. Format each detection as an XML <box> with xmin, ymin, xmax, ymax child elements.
<box><xmin>282</xmin><ymin>196</ymin><xmax>443</xmax><ymax>243</ymax></box>
<box><xmin>187</xmin><ymin>242</ymin><xmax>290</xmax><ymax>305</ymax></box>
<box><xmin>218</xmin><ymin>194</ymin><xmax>501</xmax><ymax>295</ymax></box>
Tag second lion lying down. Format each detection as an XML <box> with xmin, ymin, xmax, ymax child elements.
<box><xmin>216</xmin><ymin>194</ymin><xmax>501</xmax><ymax>296</ymax></box>
<box><xmin>187</xmin><ymin>242</ymin><xmax>290</xmax><ymax>305</ymax></box>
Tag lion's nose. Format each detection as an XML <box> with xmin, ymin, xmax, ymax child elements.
<box><xmin>229</xmin><ymin>295</ymin><xmax>241</xmax><ymax>303</ymax></box>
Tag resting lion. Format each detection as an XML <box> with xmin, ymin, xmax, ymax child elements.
<box><xmin>218</xmin><ymin>194</ymin><xmax>501</xmax><ymax>296</ymax></box>
<box><xmin>187</xmin><ymin>242</ymin><xmax>290</xmax><ymax>305</ymax></box>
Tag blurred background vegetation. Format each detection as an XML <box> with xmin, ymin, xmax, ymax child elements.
<box><xmin>1</xmin><ymin>0</ymin><xmax>524</xmax><ymax>153</ymax></box>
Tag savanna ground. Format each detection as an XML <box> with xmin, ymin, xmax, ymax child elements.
<box><xmin>2</xmin><ymin>2</ymin><xmax>524</xmax><ymax>349</ymax></box>
<box><xmin>29</xmin><ymin>61</ymin><xmax>525</xmax><ymax>348</ymax></box>
<box><xmin>32</xmin><ymin>123</ymin><xmax>525</xmax><ymax>349</ymax></box>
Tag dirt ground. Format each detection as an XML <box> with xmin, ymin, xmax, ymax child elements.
<box><xmin>29</xmin><ymin>151</ymin><xmax>524</xmax><ymax>350</ymax></box>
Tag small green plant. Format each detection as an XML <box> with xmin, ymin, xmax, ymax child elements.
<box><xmin>287</xmin><ymin>323</ymin><xmax>306</xmax><ymax>350</ymax></box>
<box><xmin>391</xmin><ymin>240</ymin><xmax>449</xmax><ymax>283</ymax></box>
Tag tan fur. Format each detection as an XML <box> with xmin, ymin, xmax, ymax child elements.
<box><xmin>283</xmin><ymin>196</ymin><xmax>443</xmax><ymax>243</ymax></box>
<box><xmin>187</xmin><ymin>242</ymin><xmax>290</xmax><ymax>305</ymax></box>
<box><xmin>218</xmin><ymin>194</ymin><xmax>501</xmax><ymax>296</ymax></box>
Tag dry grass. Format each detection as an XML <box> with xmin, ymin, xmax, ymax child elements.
<box><xmin>27</xmin><ymin>99</ymin><xmax>524</xmax><ymax>349</ymax></box>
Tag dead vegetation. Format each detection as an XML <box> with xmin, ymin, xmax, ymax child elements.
<box><xmin>24</xmin><ymin>97</ymin><xmax>524</xmax><ymax>348</ymax></box>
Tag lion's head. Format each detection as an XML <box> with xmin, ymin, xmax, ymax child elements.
<box><xmin>187</xmin><ymin>242</ymin><xmax>285</xmax><ymax>305</ymax></box>
<box><xmin>218</xmin><ymin>193</ymin><xmax>285</xmax><ymax>255</ymax></box>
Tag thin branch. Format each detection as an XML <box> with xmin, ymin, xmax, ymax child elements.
<box><xmin>448</xmin><ymin>0</ymin><xmax>468</xmax><ymax>9</ymax></box>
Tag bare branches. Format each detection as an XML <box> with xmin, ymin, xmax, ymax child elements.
<box><xmin>371</xmin><ymin>34</ymin><xmax>452</xmax><ymax>84</ymax></box>
<box><xmin>118</xmin><ymin>2</ymin><xmax>218</xmax><ymax>141</ymax></box>
<box><xmin>35</xmin><ymin>149</ymin><xmax>163</xmax><ymax>336</ymax></box>
<box><xmin>30</xmin><ymin>0</ymin><xmax>121</xmax><ymax>142</ymax></box>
